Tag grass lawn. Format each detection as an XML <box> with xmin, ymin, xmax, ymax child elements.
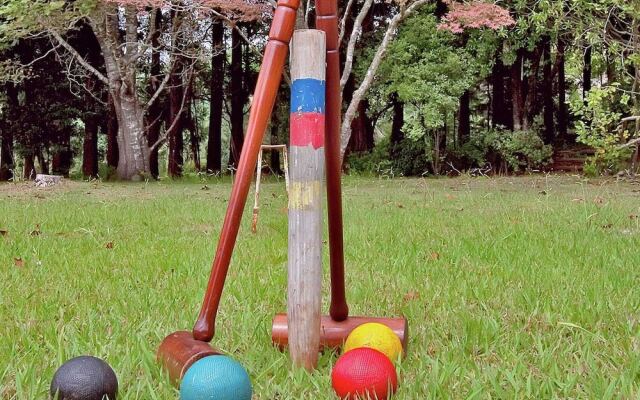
<box><xmin>1</xmin><ymin>175</ymin><xmax>640</xmax><ymax>399</ymax></box>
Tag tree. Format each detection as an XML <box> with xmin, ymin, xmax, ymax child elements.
<box><xmin>0</xmin><ymin>0</ymin><xmax>262</xmax><ymax>180</ymax></box>
<box><xmin>207</xmin><ymin>17</ymin><xmax>225</xmax><ymax>173</ymax></box>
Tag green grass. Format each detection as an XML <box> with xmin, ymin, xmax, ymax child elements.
<box><xmin>1</xmin><ymin>175</ymin><xmax>640</xmax><ymax>399</ymax></box>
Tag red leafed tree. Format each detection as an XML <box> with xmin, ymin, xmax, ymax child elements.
<box><xmin>41</xmin><ymin>0</ymin><xmax>263</xmax><ymax>179</ymax></box>
<box><xmin>437</xmin><ymin>0</ymin><xmax>515</xmax><ymax>33</ymax></box>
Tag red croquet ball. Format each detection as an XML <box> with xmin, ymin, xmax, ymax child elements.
<box><xmin>331</xmin><ymin>348</ymin><xmax>398</xmax><ymax>399</ymax></box>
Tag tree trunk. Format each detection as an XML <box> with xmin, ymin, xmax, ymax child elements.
<box><xmin>557</xmin><ymin>37</ymin><xmax>568</xmax><ymax>142</ymax></box>
<box><xmin>52</xmin><ymin>126</ymin><xmax>72</xmax><ymax>177</ymax></box>
<box><xmin>542</xmin><ymin>35</ymin><xmax>555</xmax><ymax>144</ymax></box>
<box><xmin>23</xmin><ymin>153</ymin><xmax>35</xmax><ymax>180</ymax></box>
<box><xmin>111</xmin><ymin>88</ymin><xmax>150</xmax><ymax>180</ymax></box>
<box><xmin>147</xmin><ymin>9</ymin><xmax>162</xmax><ymax>179</ymax></box>
<box><xmin>491</xmin><ymin>45</ymin><xmax>512</xmax><ymax>130</ymax></box>
<box><xmin>270</xmin><ymin>89</ymin><xmax>284</xmax><ymax>175</ymax></box>
<box><xmin>511</xmin><ymin>49</ymin><xmax>527</xmax><ymax>131</ymax></box>
<box><xmin>36</xmin><ymin>148</ymin><xmax>49</xmax><ymax>175</ymax></box>
<box><xmin>583</xmin><ymin>45</ymin><xmax>592</xmax><ymax>100</ymax></box>
<box><xmin>207</xmin><ymin>17</ymin><xmax>224</xmax><ymax>173</ymax></box>
<box><xmin>389</xmin><ymin>92</ymin><xmax>404</xmax><ymax>158</ymax></box>
<box><xmin>458</xmin><ymin>90</ymin><xmax>471</xmax><ymax>144</ymax></box>
<box><xmin>106</xmin><ymin>95</ymin><xmax>119</xmax><ymax>169</ymax></box>
<box><xmin>168</xmin><ymin>62</ymin><xmax>185</xmax><ymax>178</ymax></box>
<box><xmin>95</xmin><ymin>8</ymin><xmax>150</xmax><ymax>180</ymax></box>
<box><xmin>347</xmin><ymin>100</ymin><xmax>374</xmax><ymax>153</ymax></box>
<box><xmin>229</xmin><ymin>27</ymin><xmax>245</xmax><ymax>168</ymax></box>
<box><xmin>186</xmin><ymin>102</ymin><xmax>201</xmax><ymax>171</ymax></box>
<box><xmin>0</xmin><ymin>84</ymin><xmax>16</xmax><ymax>181</ymax></box>
<box><xmin>0</xmin><ymin>126</ymin><xmax>14</xmax><ymax>181</ymax></box>
<box><xmin>82</xmin><ymin>115</ymin><xmax>99</xmax><ymax>178</ymax></box>
<box><xmin>168</xmin><ymin>10</ymin><xmax>186</xmax><ymax>178</ymax></box>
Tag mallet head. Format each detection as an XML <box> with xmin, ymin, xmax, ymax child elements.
<box><xmin>271</xmin><ymin>314</ymin><xmax>408</xmax><ymax>353</ymax></box>
<box><xmin>157</xmin><ymin>331</ymin><xmax>219</xmax><ymax>385</ymax></box>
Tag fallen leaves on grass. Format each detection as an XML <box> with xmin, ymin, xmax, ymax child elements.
<box><xmin>30</xmin><ymin>224</ymin><xmax>41</xmax><ymax>236</ymax></box>
<box><xmin>403</xmin><ymin>291</ymin><xmax>420</xmax><ymax>302</ymax></box>
<box><xmin>430</xmin><ymin>252</ymin><xmax>440</xmax><ymax>260</ymax></box>
<box><xmin>105</xmin><ymin>242</ymin><xmax>114</xmax><ymax>249</ymax></box>
<box><xmin>13</xmin><ymin>258</ymin><xmax>24</xmax><ymax>268</ymax></box>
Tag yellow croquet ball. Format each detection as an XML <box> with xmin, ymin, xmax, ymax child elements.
<box><xmin>343</xmin><ymin>323</ymin><xmax>403</xmax><ymax>362</ymax></box>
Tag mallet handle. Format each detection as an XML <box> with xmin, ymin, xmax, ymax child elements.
<box><xmin>193</xmin><ymin>0</ymin><xmax>300</xmax><ymax>342</ymax></box>
<box><xmin>316</xmin><ymin>0</ymin><xmax>349</xmax><ymax>322</ymax></box>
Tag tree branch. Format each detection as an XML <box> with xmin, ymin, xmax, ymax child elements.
<box><xmin>340</xmin><ymin>0</ymin><xmax>373</xmax><ymax>92</ymax></box>
<box><xmin>339</xmin><ymin>0</ymin><xmax>357</xmax><ymax>44</ymax></box>
<box><xmin>340</xmin><ymin>0</ymin><xmax>429</xmax><ymax>159</ymax></box>
<box><xmin>211</xmin><ymin>9</ymin><xmax>292</xmax><ymax>86</ymax></box>
<box><xmin>46</xmin><ymin>28</ymin><xmax>110</xmax><ymax>86</ymax></box>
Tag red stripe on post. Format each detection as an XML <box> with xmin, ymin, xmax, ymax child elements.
<box><xmin>290</xmin><ymin>112</ymin><xmax>325</xmax><ymax>149</ymax></box>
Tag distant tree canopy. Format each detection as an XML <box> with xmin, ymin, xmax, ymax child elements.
<box><xmin>0</xmin><ymin>0</ymin><xmax>638</xmax><ymax>181</ymax></box>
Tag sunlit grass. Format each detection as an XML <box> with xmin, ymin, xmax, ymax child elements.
<box><xmin>1</xmin><ymin>175</ymin><xmax>639</xmax><ymax>399</ymax></box>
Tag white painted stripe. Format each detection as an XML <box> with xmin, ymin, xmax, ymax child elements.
<box><xmin>290</xmin><ymin>30</ymin><xmax>326</xmax><ymax>82</ymax></box>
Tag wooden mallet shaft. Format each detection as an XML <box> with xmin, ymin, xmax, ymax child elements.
<box><xmin>287</xmin><ymin>29</ymin><xmax>327</xmax><ymax>370</ymax></box>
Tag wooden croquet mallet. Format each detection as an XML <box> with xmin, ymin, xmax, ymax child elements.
<box><xmin>158</xmin><ymin>0</ymin><xmax>407</xmax><ymax>383</ymax></box>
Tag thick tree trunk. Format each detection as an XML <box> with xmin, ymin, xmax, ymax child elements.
<box><xmin>583</xmin><ymin>45</ymin><xmax>592</xmax><ymax>100</ymax></box>
<box><xmin>83</xmin><ymin>115</ymin><xmax>99</xmax><ymax>178</ymax></box>
<box><xmin>111</xmin><ymin>89</ymin><xmax>150</xmax><ymax>180</ymax></box>
<box><xmin>229</xmin><ymin>27</ymin><xmax>245</xmax><ymax>168</ymax></box>
<box><xmin>207</xmin><ymin>17</ymin><xmax>224</xmax><ymax>173</ymax></box>
<box><xmin>106</xmin><ymin>96</ymin><xmax>119</xmax><ymax>169</ymax></box>
<box><xmin>147</xmin><ymin>9</ymin><xmax>162</xmax><ymax>179</ymax></box>
<box><xmin>94</xmin><ymin>7</ymin><xmax>150</xmax><ymax>180</ymax></box>
<box><xmin>542</xmin><ymin>36</ymin><xmax>555</xmax><ymax>144</ymax></box>
<box><xmin>557</xmin><ymin>37</ymin><xmax>568</xmax><ymax>142</ymax></box>
<box><xmin>458</xmin><ymin>90</ymin><xmax>471</xmax><ymax>144</ymax></box>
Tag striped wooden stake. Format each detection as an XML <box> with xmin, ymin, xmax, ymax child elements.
<box><xmin>287</xmin><ymin>29</ymin><xmax>326</xmax><ymax>370</ymax></box>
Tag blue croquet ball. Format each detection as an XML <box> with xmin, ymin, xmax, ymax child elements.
<box><xmin>180</xmin><ymin>355</ymin><xmax>252</xmax><ymax>400</ymax></box>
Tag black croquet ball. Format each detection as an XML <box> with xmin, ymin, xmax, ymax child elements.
<box><xmin>50</xmin><ymin>356</ymin><xmax>118</xmax><ymax>400</ymax></box>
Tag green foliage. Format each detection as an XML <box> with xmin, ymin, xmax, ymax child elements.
<box><xmin>570</xmin><ymin>85</ymin><xmax>633</xmax><ymax>174</ymax></box>
<box><xmin>347</xmin><ymin>138</ymin><xmax>430</xmax><ymax>177</ymax></box>
<box><xmin>377</xmin><ymin>11</ymin><xmax>479</xmax><ymax>130</ymax></box>
<box><xmin>463</xmin><ymin>128</ymin><xmax>553</xmax><ymax>172</ymax></box>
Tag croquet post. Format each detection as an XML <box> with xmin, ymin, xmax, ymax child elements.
<box><xmin>287</xmin><ymin>29</ymin><xmax>326</xmax><ymax>370</ymax></box>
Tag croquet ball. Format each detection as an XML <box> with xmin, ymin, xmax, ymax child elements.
<box><xmin>50</xmin><ymin>355</ymin><xmax>118</xmax><ymax>400</ymax></box>
<box><xmin>180</xmin><ymin>355</ymin><xmax>252</xmax><ymax>400</ymax></box>
<box><xmin>331</xmin><ymin>348</ymin><xmax>398</xmax><ymax>399</ymax></box>
<box><xmin>344</xmin><ymin>322</ymin><xmax>403</xmax><ymax>362</ymax></box>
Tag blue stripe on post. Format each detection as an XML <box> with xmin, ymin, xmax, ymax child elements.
<box><xmin>290</xmin><ymin>79</ymin><xmax>326</xmax><ymax>114</ymax></box>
